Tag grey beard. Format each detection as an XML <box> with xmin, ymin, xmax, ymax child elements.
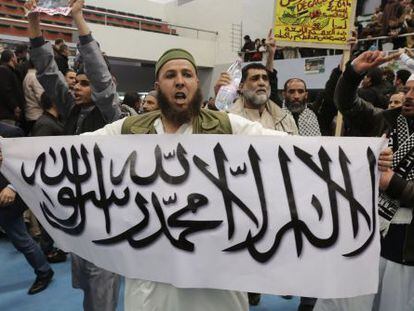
<box><xmin>243</xmin><ymin>90</ymin><xmax>269</xmax><ymax>106</ymax></box>
<box><xmin>285</xmin><ymin>100</ymin><xmax>306</xmax><ymax>114</ymax></box>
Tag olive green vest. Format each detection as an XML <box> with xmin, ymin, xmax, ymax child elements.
<box><xmin>121</xmin><ymin>109</ymin><xmax>233</xmax><ymax>134</ymax></box>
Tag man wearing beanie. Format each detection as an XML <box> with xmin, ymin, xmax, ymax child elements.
<box><xmin>85</xmin><ymin>46</ymin><xmax>289</xmax><ymax>310</ymax></box>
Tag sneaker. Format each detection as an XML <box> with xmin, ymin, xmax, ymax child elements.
<box><xmin>28</xmin><ymin>269</ymin><xmax>54</xmax><ymax>295</ymax></box>
<box><xmin>46</xmin><ymin>249</ymin><xmax>67</xmax><ymax>263</ymax></box>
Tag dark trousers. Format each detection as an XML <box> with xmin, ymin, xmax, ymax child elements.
<box><xmin>0</xmin><ymin>212</ymin><xmax>51</xmax><ymax>278</ymax></box>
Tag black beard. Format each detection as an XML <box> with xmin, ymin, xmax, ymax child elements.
<box><xmin>157</xmin><ymin>88</ymin><xmax>203</xmax><ymax>125</ymax></box>
<box><xmin>285</xmin><ymin>99</ymin><xmax>306</xmax><ymax>114</ymax></box>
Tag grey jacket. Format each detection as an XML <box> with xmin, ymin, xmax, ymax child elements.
<box><xmin>229</xmin><ymin>98</ymin><xmax>298</xmax><ymax>135</ymax></box>
<box><xmin>30</xmin><ymin>35</ymin><xmax>121</xmax><ymax>125</ymax></box>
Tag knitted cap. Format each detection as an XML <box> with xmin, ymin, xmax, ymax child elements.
<box><xmin>155</xmin><ymin>48</ymin><xmax>197</xmax><ymax>77</ymax></box>
<box><xmin>407</xmin><ymin>73</ymin><xmax>414</xmax><ymax>83</ymax></box>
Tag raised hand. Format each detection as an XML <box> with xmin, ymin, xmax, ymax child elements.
<box><xmin>69</xmin><ymin>0</ymin><xmax>85</xmax><ymax>17</ymax></box>
<box><xmin>23</xmin><ymin>0</ymin><xmax>38</xmax><ymax>14</ymax></box>
<box><xmin>24</xmin><ymin>0</ymin><xmax>41</xmax><ymax>38</ymax></box>
<box><xmin>214</xmin><ymin>72</ymin><xmax>232</xmax><ymax>96</ymax></box>
<box><xmin>406</xmin><ymin>47</ymin><xmax>414</xmax><ymax>58</ymax></box>
<box><xmin>352</xmin><ymin>50</ymin><xmax>402</xmax><ymax>74</ymax></box>
<box><xmin>265</xmin><ymin>28</ymin><xmax>276</xmax><ymax>55</ymax></box>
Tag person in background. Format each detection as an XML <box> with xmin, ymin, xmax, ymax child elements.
<box><xmin>0</xmin><ymin>125</ymin><xmax>54</xmax><ymax>295</ymax></box>
<box><xmin>23</xmin><ymin>61</ymin><xmax>44</xmax><ymax>133</ymax></box>
<box><xmin>122</xmin><ymin>92</ymin><xmax>141</xmax><ymax>115</ymax></box>
<box><xmin>64</xmin><ymin>68</ymin><xmax>77</xmax><ymax>93</ymax></box>
<box><xmin>141</xmin><ymin>90</ymin><xmax>159</xmax><ymax>113</ymax></box>
<box><xmin>0</xmin><ymin>49</ymin><xmax>24</xmax><ymax>127</ymax></box>
<box><xmin>15</xmin><ymin>43</ymin><xmax>30</xmax><ymax>81</ymax></box>
<box><xmin>388</xmin><ymin>91</ymin><xmax>405</xmax><ymax>109</ymax></box>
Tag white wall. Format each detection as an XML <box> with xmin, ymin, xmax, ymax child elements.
<box><xmin>242</xmin><ymin>0</ymin><xmax>274</xmax><ymax>41</ymax></box>
<box><xmin>87</xmin><ymin>0</ymin><xmax>167</xmax><ymax>20</ymax></box>
<box><xmin>276</xmin><ymin>55</ymin><xmax>342</xmax><ymax>89</ymax></box>
<box><xmin>165</xmin><ymin>0</ymin><xmax>243</xmax><ymax>65</ymax></box>
<box><xmin>89</xmin><ymin>24</ymin><xmax>216</xmax><ymax>67</ymax></box>
<box><xmin>364</xmin><ymin>0</ymin><xmax>381</xmax><ymax>14</ymax></box>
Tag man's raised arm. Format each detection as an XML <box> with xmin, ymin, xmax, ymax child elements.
<box><xmin>265</xmin><ymin>29</ymin><xmax>283</xmax><ymax>106</ymax></box>
<box><xmin>71</xmin><ymin>0</ymin><xmax>121</xmax><ymax>122</ymax></box>
<box><xmin>334</xmin><ymin>51</ymin><xmax>401</xmax><ymax>116</ymax></box>
<box><xmin>25</xmin><ymin>0</ymin><xmax>73</xmax><ymax>120</ymax></box>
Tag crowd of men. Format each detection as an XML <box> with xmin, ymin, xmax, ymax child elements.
<box><xmin>0</xmin><ymin>0</ymin><xmax>413</xmax><ymax>311</ymax></box>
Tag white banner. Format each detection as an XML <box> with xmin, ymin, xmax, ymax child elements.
<box><xmin>0</xmin><ymin>135</ymin><xmax>386</xmax><ymax>298</ymax></box>
<box><xmin>32</xmin><ymin>0</ymin><xmax>71</xmax><ymax>16</ymax></box>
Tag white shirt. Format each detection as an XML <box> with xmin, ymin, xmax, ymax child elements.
<box><xmin>87</xmin><ymin>113</ymin><xmax>288</xmax><ymax>137</ymax></box>
<box><xmin>85</xmin><ymin>113</ymin><xmax>286</xmax><ymax>311</ymax></box>
<box><xmin>23</xmin><ymin>69</ymin><xmax>44</xmax><ymax>121</ymax></box>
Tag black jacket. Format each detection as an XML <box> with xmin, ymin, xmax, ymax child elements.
<box><xmin>31</xmin><ymin>111</ymin><xmax>64</xmax><ymax>136</ymax></box>
<box><xmin>0</xmin><ymin>64</ymin><xmax>25</xmax><ymax>121</ymax></box>
<box><xmin>335</xmin><ymin>62</ymin><xmax>400</xmax><ymax>137</ymax></box>
<box><xmin>336</xmin><ymin>62</ymin><xmax>414</xmax><ymax>264</ymax></box>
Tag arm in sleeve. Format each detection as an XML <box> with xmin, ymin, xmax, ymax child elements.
<box><xmin>30</xmin><ymin>38</ymin><xmax>73</xmax><ymax>120</ymax></box>
<box><xmin>78</xmin><ymin>34</ymin><xmax>121</xmax><ymax>123</ymax></box>
<box><xmin>313</xmin><ymin>66</ymin><xmax>342</xmax><ymax>134</ymax></box>
<box><xmin>268</xmin><ymin>69</ymin><xmax>283</xmax><ymax>107</ymax></box>
<box><xmin>334</xmin><ymin>62</ymin><xmax>383</xmax><ymax>121</ymax></box>
<box><xmin>386</xmin><ymin>174</ymin><xmax>414</xmax><ymax>207</ymax></box>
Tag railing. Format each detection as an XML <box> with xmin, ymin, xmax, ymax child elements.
<box><xmin>358</xmin><ymin>32</ymin><xmax>414</xmax><ymax>48</ymax></box>
<box><xmin>82</xmin><ymin>8</ymin><xmax>218</xmax><ymax>41</ymax></box>
<box><xmin>0</xmin><ymin>0</ymin><xmax>218</xmax><ymax>42</ymax></box>
<box><xmin>238</xmin><ymin>32</ymin><xmax>414</xmax><ymax>60</ymax></box>
<box><xmin>0</xmin><ymin>17</ymin><xmax>76</xmax><ymax>31</ymax></box>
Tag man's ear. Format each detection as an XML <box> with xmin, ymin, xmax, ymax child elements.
<box><xmin>154</xmin><ymin>81</ymin><xmax>160</xmax><ymax>91</ymax></box>
<box><xmin>239</xmin><ymin>82</ymin><xmax>244</xmax><ymax>92</ymax></box>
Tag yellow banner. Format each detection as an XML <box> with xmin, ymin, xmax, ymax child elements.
<box><xmin>274</xmin><ymin>0</ymin><xmax>355</xmax><ymax>48</ymax></box>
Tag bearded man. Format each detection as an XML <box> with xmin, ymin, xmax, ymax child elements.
<box><xmin>282</xmin><ymin>78</ymin><xmax>321</xmax><ymax>137</ymax></box>
<box><xmin>226</xmin><ymin>63</ymin><xmax>298</xmax><ymax>135</ymax></box>
<box><xmin>85</xmin><ymin>47</ymin><xmax>288</xmax><ymax>311</ymax></box>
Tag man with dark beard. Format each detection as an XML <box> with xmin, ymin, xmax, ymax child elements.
<box><xmin>282</xmin><ymin>78</ymin><xmax>321</xmax><ymax>137</ymax></box>
<box><xmin>84</xmin><ymin>47</ymin><xmax>288</xmax><ymax>311</ymax></box>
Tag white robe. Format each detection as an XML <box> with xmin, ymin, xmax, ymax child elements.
<box><xmin>86</xmin><ymin>113</ymin><xmax>287</xmax><ymax>311</ymax></box>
